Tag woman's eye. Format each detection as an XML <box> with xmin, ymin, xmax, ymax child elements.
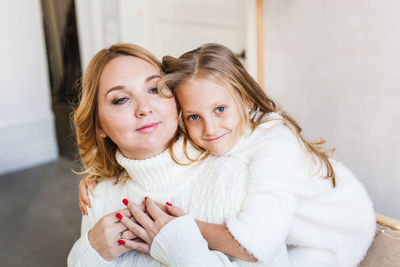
<box><xmin>149</xmin><ymin>87</ymin><xmax>159</xmax><ymax>94</ymax></box>
<box><xmin>216</xmin><ymin>106</ymin><xmax>226</xmax><ymax>113</ymax></box>
<box><xmin>113</xmin><ymin>97</ymin><xmax>128</xmax><ymax>105</ymax></box>
<box><xmin>187</xmin><ymin>114</ymin><xmax>200</xmax><ymax>121</ymax></box>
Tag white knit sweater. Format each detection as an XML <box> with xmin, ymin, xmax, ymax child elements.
<box><xmin>224</xmin><ymin>115</ymin><xmax>376</xmax><ymax>266</ymax></box>
<box><xmin>68</xmin><ymin>114</ymin><xmax>375</xmax><ymax>267</ymax></box>
<box><xmin>68</xmin><ymin>139</ymin><xmax>253</xmax><ymax>266</ymax></box>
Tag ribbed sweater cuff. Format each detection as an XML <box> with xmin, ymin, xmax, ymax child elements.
<box><xmin>68</xmin><ymin>230</ymin><xmax>111</xmax><ymax>266</ymax></box>
<box><xmin>150</xmin><ymin>215</ymin><xmax>209</xmax><ymax>266</ymax></box>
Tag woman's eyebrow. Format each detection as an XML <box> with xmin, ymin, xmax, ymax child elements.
<box><xmin>105</xmin><ymin>75</ymin><xmax>160</xmax><ymax>96</ymax></box>
<box><xmin>106</xmin><ymin>85</ymin><xmax>124</xmax><ymax>96</ymax></box>
<box><xmin>146</xmin><ymin>75</ymin><xmax>160</xmax><ymax>82</ymax></box>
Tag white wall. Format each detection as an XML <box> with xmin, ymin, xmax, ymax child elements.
<box><xmin>264</xmin><ymin>1</ymin><xmax>400</xmax><ymax>219</ymax></box>
<box><xmin>0</xmin><ymin>1</ymin><xmax>58</xmax><ymax>175</ymax></box>
<box><xmin>74</xmin><ymin>0</ymin><xmax>257</xmax><ymax>77</ymax></box>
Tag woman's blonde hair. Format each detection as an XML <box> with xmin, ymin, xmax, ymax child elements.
<box><xmin>161</xmin><ymin>43</ymin><xmax>336</xmax><ymax>187</ymax></box>
<box><xmin>73</xmin><ymin>43</ymin><xmax>165</xmax><ymax>185</ymax></box>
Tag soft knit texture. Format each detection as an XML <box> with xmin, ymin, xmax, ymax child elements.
<box><xmin>68</xmin><ymin>113</ymin><xmax>375</xmax><ymax>267</ymax></box>
<box><xmin>68</xmin><ymin>139</ymin><xmax>250</xmax><ymax>266</ymax></box>
<box><xmin>224</xmin><ymin>114</ymin><xmax>376</xmax><ymax>266</ymax></box>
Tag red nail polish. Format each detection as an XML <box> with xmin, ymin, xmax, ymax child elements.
<box><xmin>166</xmin><ymin>202</ymin><xmax>172</xmax><ymax>206</ymax></box>
<box><xmin>118</xmin><ymin>239</ymin><xmax>126</xmax><ymax>244</ymax></box>
<box><xmin>122</xmin><ymin>199</ymin><xmax>128</xmax><ymax>206</ymax></box>
<box><xmin>145</xmin><ymin>196</ymin><xmax>148</xmax><ymax>200</ymax></box>
<box><xmin>116</xmin><ymin>213</ymin><xmax>123</xmax><ymax>220</ymax></box>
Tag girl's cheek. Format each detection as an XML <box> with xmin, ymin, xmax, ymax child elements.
<box><xmin>186</xmin><ymin>126</ymin><xmax>198</xmax><ymax>139</ymax></box>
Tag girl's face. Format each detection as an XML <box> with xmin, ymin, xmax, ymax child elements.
<box><xmin>97</xmin><ymin>56</ymin><xmax>178</xmax><ymax>159</ymax></box>
<box><xmin>176</xmin><ymin>77</ymin><xmax>242</xmax><ymax>155</ymax></box>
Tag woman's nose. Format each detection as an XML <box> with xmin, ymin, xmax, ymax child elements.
<box><xmin>135</xmin><ymin>101</ymin><xmax>152</xmax><ymax>118</ymax></box>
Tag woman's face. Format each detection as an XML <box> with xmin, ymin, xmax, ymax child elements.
<box><xmin>97</xmin><ymin>56</ymin><xmax>178</xmax><ymax>159</ymax></box>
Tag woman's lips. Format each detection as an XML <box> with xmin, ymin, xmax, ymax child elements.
<box><xmin>136</xmin><ymin>122</ymin><xmax>160</xmax><ymax>133</ymax></box>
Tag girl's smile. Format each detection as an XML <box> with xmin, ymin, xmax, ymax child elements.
<box><xmin>204</xmin><ymin>132</ymin><xmax>228</xmax><ymax>142</ymax></box>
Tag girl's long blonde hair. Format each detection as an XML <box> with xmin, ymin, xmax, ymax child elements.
<box><xmin>73</xmin><ymin>43</ymin><xmax>165</xmax><ymax>185</ymax></box>
<box><xmin>161</xmin><ymin>43</ymin><xmax>336</xmax><ymax>187</ymax></box>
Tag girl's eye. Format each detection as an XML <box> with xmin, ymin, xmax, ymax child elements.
<box><xmin>149</xmin><ymin>87</ymin><xmax>159</xmax><ymax>94</ymax></box>
<box><xmin>113</xmin><ymin>97</ymin><xmax>128</xmax><ymax>105</ymax></box>
<box><xmin>187</xmin><ymin>114</ymin><xmax>200</xmax><ymax>121</ymax></box>
<box><xmin>216</xmin><ymin>106</ymin><xmax>226</xmax><ymax>113</ymax></box>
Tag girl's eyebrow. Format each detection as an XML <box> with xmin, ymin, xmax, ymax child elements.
<box><xmin>183</xmin><ymin>102</ymin><xmax>227</xmax><ymax>114</ymax></box>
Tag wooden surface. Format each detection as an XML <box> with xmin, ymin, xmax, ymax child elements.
<box><xmin>256</xmin><ymin>0</ymin><xmax>264</xmax><ymax>88</ymax></box>
<box><xmin>376</xmin><ymin>213</ymin><xmax>400</xmax><ymax>231</ymax></box>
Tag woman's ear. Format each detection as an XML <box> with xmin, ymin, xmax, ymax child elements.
<box><xmin>247</xmin><ymin>102</ymin><xmax>254</xmax><ymax>112</ymax></box>
<box><xmin>98</xmin><ymin>128</ymin><xmax>107</xmax><ymax>138</ymax></box>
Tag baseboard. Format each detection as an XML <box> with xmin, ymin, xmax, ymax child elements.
<box><xmin>0</xmin><ymin>117</ymin><xmax>58</xmax><ymax>175</ymax></box>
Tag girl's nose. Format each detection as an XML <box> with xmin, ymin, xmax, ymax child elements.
<box><xmin>202</xmin><ymin>119</ymin><xmax>217</xmax><ymax>135</ymax></box>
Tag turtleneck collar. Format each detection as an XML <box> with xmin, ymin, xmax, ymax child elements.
<box><xmin>115</xmin><ymin>138</ymin><xmax>201</xmax><ymax>193</ymax></box>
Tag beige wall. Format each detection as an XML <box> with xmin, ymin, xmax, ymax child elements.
<box><xmin>264</xmin><ymin>1</ymin><xmax>400</xmax><ymax>219</ymax></box>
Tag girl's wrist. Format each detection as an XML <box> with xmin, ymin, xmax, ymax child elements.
<box><xmin>194</xmin><ymin>220</ymin><xmax>208</xmax><ymax>240</ymax></box>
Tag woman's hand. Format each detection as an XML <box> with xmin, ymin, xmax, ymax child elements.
<box><xmin>117</xmin><ymin>198</ymin><xmax>186</xmax><ymax>252</ymax></box>
<box><xmin>87</xmin><ymin>208</ymin><xmax>137</xmax><ymax>261</ymax></box>
<box><xmin>78</xmin><ymin>178</ymin><xmax>96</xmax><ymax>215</ymax></box>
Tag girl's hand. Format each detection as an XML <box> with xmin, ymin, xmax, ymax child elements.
<box><xmin>117</xmin><ymin>198</ymin><xmax>185</xmax><ymax>251</ymax></box>
<box><xmin>87</xmin><ymin>208</ymin><xmax>137</xmax><ymax>261</ymax></box>
<box><xmin>78</xmin><ymin>178</ymin><xmax>96</xmax><ymax>215</ymax></box>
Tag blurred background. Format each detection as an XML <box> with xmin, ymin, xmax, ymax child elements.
<box><xmin>0</xmin><ymin>0</ymin><xmax>399</xmax><ymax>266</ymax></box>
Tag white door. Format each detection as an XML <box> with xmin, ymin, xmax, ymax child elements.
<box><xmin>75</xmin><ymin>0</ymin><xmax>257</xmax><ymax>77</ymax></box>
<box><xmin>120</xmin><ymin>0</ymin><xmax>246</xmax><ymax>58</ymax></box>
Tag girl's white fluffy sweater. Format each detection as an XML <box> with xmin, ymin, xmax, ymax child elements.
<box><xmin>224</xmin><ymin>116</ymin><xmax>376</xmax><ymax>266</ymax></box>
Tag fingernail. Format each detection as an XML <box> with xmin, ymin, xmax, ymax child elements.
<box><xmin>145</xmin><ymin>196</ymin><xmax>148</xmax><ymax>200</ymax></box>
<box><xmin>166</xmin><ymin>202</ymin><xmax>172</xmax><ymax>206</ymax></box>
<box><xmin>122</xmin><ymin>199</ymin><xmax>128</xmax><ymax>206</ymax></box>
<box><xmin>116</xmin><ymin>213</ymin><xmax>123</xmax><ymax>220</ymax></box>
<box><xmin>118</xmin><ymin>239</ymin><xmax>126</xmax><ymax>244</ymax></box>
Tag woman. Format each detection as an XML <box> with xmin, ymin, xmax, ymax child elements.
<box><xmin>68</xmin><ymin>44</ymin><xmax>257</xmax><ymax>266</ymax></box>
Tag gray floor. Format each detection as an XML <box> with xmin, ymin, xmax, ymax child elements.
<box><xmin>0</xmin><ymin>158</ymin><xmax>82</xmax><ymax>267</ymax></box>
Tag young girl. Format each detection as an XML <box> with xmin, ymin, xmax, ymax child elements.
<box><xmin>160</xmin><ymin>43</ymin><xmax>375</xmax><ymax>266</ymax></box>
<box><xmin>80</xmin><ymin>43</ymin><xmax>376</xmax><ymax>266</ymax></box>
